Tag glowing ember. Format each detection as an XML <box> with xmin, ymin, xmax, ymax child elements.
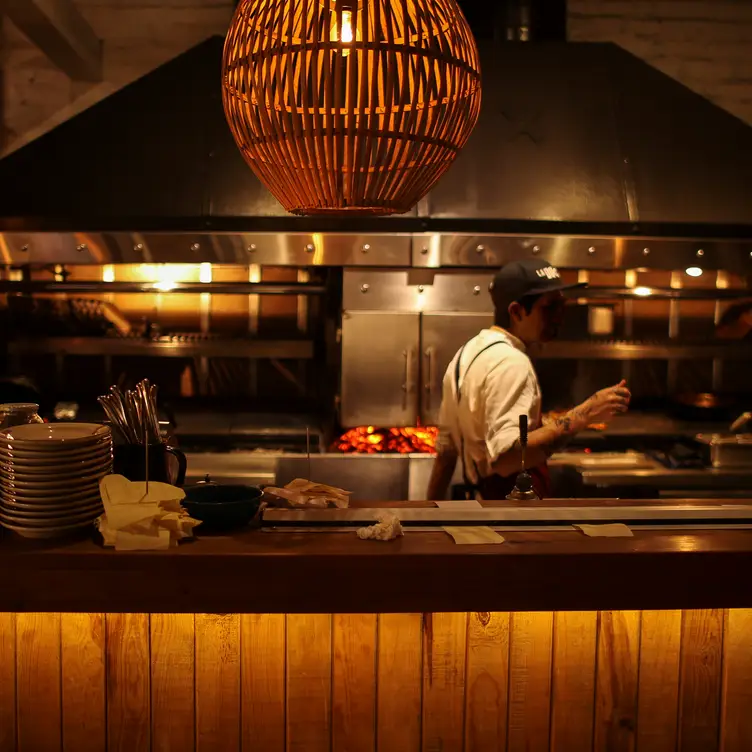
<box><xmin>336</xmin><ymin>425</ymin><xmax>438</xmax><ymax>454</ymax></box>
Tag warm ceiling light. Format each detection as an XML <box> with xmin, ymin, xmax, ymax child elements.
<box><xmin>685</xmin><ymin>267</ymin><xmax>703</xmax><ymax>277</ymax></box>
<box><xmin>222</xmin><ymin>0</ymin><xmax>482</xmax><ymax>216</ymax></box>
<box><xmin>633</xmin><ymin>286</ymin><xmax>652</xmax><ymax>296</ymax></box>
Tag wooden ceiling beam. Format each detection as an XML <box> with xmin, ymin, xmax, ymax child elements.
<box><xmin>2</xmin><ymin>0</ymin><xmax>102</xmax><ymax>81</ymax></box>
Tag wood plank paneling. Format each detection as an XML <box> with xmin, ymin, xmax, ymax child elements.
<box><xmin>465</xmin><ymin>611</ymin><xmax>509</xmax><ymax>752</ymax></box>
<box><xmin>507</xmin><ymin>611</ymin><xmax>553</xmax><ymax>752</ymax></box>
<box><xmin>16</xmin><ymin>612</ymin><xmax>61</xmax><ymax>752</ymax></box>
<box><xmin>287</xmin><ymin>614</ymin><xmax>332</xmax><ymax>752</ymax></box>
<box><xmin>333</xmin><ymin>614</ymin><xmax>377</xmax><ymax>752</ymax></box>
<box><xmin>594</xmin><ymin>610</ymin><xmax>640</xmax><ymax>752</ymax></box>
<box><xmin>377</xmin><ymin>613</ymin><xmax>422</xmax><ymax>752</ymax></box>
<box><xmin>61</xmin><ymin>613</ymin><xmax>106</xmax><ymax>752</ymax></box>
<box><xmin>550</xmin><ymin>611</ymin><xmax>597</xmax><ymax>752</ymax></box>
<box><xmin>241</xmin><ymin>614</ymin><xmax>286</xmax><ymax>752</ymax></box>
<box><xmin>195</xmin><ymin>613</ymin><xmax>240</xmax><ymax>752</ymax></box>
<box><xmin>637</xmin><ymin>610</ymin><xmax>682</xmax><ymax>752</ymax></box>
<box><xmin>0</xmin><ymin>613</ymin><xmax>16</xmax><ymax>752</ymax></box>
<box><xmin>151</xmin><ymin>614</ymin><xmax>195</xmax><ymax>752</ymax></box>
<box><xmin>106</xmin><ymin>613</ymin><xmax>150</xmax><ymax>752</ymax></box>
<box><xmin>678</xmin><ymin>609</ymin><xmax>724</xmax><ymax>752</ymax></box>
<box><xmin>721</xmin><ymin>609</ymin><xmax>752</xmax><ymax>751</ymax></box>
<box><xmin>422</xmin><ymin>612</ymin><xmax>467</xmax><ymax>752</ymax></box>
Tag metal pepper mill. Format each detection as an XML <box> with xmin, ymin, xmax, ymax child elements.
<box><xmin>506</xmin><ymin>414</ymin><xmax>540</xmax><ymax>502</ymax></box>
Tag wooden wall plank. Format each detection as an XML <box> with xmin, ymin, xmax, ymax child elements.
<box><xmin>465</xmin><ymin>611</ymin><xmax>509</xmax><ymax>752</ymax></box>
<box><xmin>721</xmin><ymin>609</ymin><xmax>752</xmax><ymax>752</ymax></box>
<box><xmin>195</xmin><ymin>613</ymin><xmax>240</xmax><ymax>752</ymax></box>
<box><xmin>377</xmin><ymin>613</ymin><xmax>422</xmax><ymax>752</ymax></box>
<box><xmin>333</xmin><ymin>614</ymin><xmax>377</xmax><ymax>752</ymax></box>
<box><xmin>61</xmin><ymin>613</ymin><xmax>106</xmax><ymax>752</ymax></box>
<box><xmin>550</xmin><ymin>611</ymin><xmax>597</xmax><ymax>752</ymax></box>
<box><xmin>287</xmin><ymin>614</ymin><xmax>332</xmax><ymax>752</ymax></box>
<box><xmin>241</xmin><ymin>614</ymin><xmax>286</xmax><ymax>752</ymax></box>
<box><xmin>16</xmin><ymin>613</ymin><xmax>61</xmax><ymax>752</ymax></box>
<box><xmin>106</xmin><ymin>613</ymin><xmax>150</xmax><ymax>752</ymax></box>
<box><xmin>678</xmin><ymin>609</ymin><xmax>724</xmax><ymax>752</ymax></box>
<box><xmin>422</xmin><ymin>612</ymin><xmax>467</xmax><ymax>752</ymax></box>
<box><xmin>507</xmin><ymin>611</ymin><xmax>553</xmax><ymax>752</ymax></box>
<box><xmin>0</xmin><ymin>613</ymin><xmax>16</xmax><ymax>752</ymax></box>
<box><xmin>594</xmin><ymin>610</ymin><xmax>640</xmax><ymax>752</ymax></box>
<box><xmin>637</xmin><ymin>610</ymin><xmax>682</xmax><ymax>752</ymax></box>
<box><xmin>151</xmin><ymin>614</ymin><xmax>195</xmax><ymax>752</ymax></box>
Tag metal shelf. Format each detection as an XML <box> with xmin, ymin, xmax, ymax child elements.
<box><xmin>530</xmin><ymin>340</ymin><xmax>752</xmax><ymax>360</ymax></box>
<box><xmin>0</xmin><ymin>281</ymin><xmax>326</xmax><ymax>295</ymax></box>
<box><xmin>7</xmin><ymin>338</ymin><xmax>314</xmax><ymax>359</ymax></box>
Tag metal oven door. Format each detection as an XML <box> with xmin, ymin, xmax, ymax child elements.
<box><xmin>420</xmin><ymin>312</ymin><xmax>493</xmax><ymax>425</ymax></box>
<box><xmin>340</xmin><ymin>311</ymin><xmax>420</xmax><ymax>426</ymax></box>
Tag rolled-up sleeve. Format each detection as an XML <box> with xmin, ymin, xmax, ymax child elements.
<box><xmin>483</xmin><ymin>358</ymin><xmax>537</xmax><ymax>461</ymax></box>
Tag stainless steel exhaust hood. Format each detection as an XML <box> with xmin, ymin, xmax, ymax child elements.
<box><xmin>0</xmin><ymin>33</ymin><xmax>751</xmax><ymax>237</ymax></box>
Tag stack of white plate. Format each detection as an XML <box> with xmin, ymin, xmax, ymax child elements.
<box><xmin>0</xmin><ymin>423</ymin><xmax>112</xmax><ymax>538</ymax></box>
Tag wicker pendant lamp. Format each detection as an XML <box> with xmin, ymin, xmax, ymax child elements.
<box><xmin>222</xmin><ymin>0</ymin><xmax>482</xmax><ymax>215</ymax></box>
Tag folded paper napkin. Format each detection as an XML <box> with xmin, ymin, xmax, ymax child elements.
<box><xmin>97</xmin><ymin>474</ymin><xmax>201</xmax><ymax>551</ymax></box>
<box><xmin>264</xmin><ymin>478</ymin><xmax>351</xmax><ymax>509</ymax></box>
<box><xmin>357</xmin><ymin>512</ymin><xmax>403</xmax><ymax>541</ymax></box>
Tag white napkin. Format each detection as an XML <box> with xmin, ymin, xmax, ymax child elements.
<box><xmin>97</xmin><ymin>474</ymin><xmax>201</xmax><ymax>551</ymax></box>
<box><xmin>356</xmin><ymin>512</ymin><xmax>403</xmax><ymax>541</ymax></box>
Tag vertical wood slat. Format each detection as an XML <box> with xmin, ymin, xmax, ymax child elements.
<box><xmin>507</xmin><ymin>611</ymin><xmax>553</xmax><ymax>752</ymax></box>
<box><xmin>333</xmin><ymin>614</ymin><xmax>377</xmax><ymax>752</ymax></box>
<box><xmin>241</xmin><ymin>614</ymin><xmax>286</xmax><ymax>752</ymax></box>
<box><xmin>422</xmin><ymin>612</ymin><xmax>467</xmax><ymax>752</ymax></box>
<box><xmin>550</xmin><ymin>611</ymin><xmax>598</xmax><ymax>752</ymax></box>
<box><xmin>287</xmin><ymin>614</ymin><xmax>332</xmax><ymax>752</ymax></box>
<box><xmin>377</xmin><ymin>614</ymin><xmax>422</xmax><ymax>752</ymax></box>
<box><xmin>594</xmin><ymin>610</ymin><xmax>640</xmax><ymax>752</ymax></box>
<box><xmin>0</xmin><ymin>613</ymin><xmax>15</xmax><ymax>752</ymax></box>
<box><xmin>678</xmin><ymin>609</ymin><xmax>725</xmax><ymax>752</ymax></box>
<box><xmin>151</xmin><ymin>614</ymin><xmax>195</xmax><ymax>752</ymax></box>
<box><xmin>106</xmin><ymin>613</ymin><xmax>150</xmax><ymax>752</ymax></box>
<box><xmin>195</xmin><ymin>614</ymin><xmax>240</xmax><ymax>752</ymax></box>
<box><xmin>637</xmin><ymin>610</ymin><xmax>682</xmax><ymax>752</ymax></box>
<box><xmin>464</xmin><ymin>612</ymin><xmax>510</xmax><ymax>752</ymax></box>
<box><xmin>16</xmin><ymin>613</ymin><xmax>61</xmax><ymax>752</ymax></box>
<box><xmin>61</xmin><ymin>613</ymin><xmax>106</xmax><ymax>752</ymax></box>
<box><xmin>720</xmin><ymin>609</ymin><xmax>752</xmax><ymax>751</ymax></box>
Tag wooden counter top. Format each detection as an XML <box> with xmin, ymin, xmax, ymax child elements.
<box><xmin>1</xmin><ymin>499</ymin><xmax>752</xmax><ymax>613</ymax></box>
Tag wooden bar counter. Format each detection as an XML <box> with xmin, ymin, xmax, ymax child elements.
<box><xmin>1</xmin><ymin>499</ymin><xmax>751</xmax><ymax>750</ymax></box>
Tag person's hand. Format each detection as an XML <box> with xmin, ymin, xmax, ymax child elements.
<box><xmin>577</xmin><ymin>380</ymin><xmax>631</xmax><ymax>425</ymax></box>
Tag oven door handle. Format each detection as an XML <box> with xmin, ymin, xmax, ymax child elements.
<box><xmin>402</xmin><ymin>347</ymin><xmax>416</xmax><ymax>411</ymax></box>
<box><xmin>424</xmin><ymin>346</ymin><xmax>435</xmax><ymax>413</ymax></box>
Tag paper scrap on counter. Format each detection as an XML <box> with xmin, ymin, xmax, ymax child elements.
<box><xmin>435</xmin><ymin>500</ymin><xmax>483</xmax><ymax>510</ymax></box>
<box><xmin>443</xmin><ymin>526</ymin><xmax>505</xmax><ymax>544</ymax></box>
<box><xmin>97</xmin><ymin>475</ymin><xmax>201</xmax><ymax>551</ymax></box>
<box><xmin>264</xmin><ymin>478</ymin><xmax>351</xmax><ymax>508</ymax></box>
<box><xmin>356</xmin><ymin>513</ymin><xmax>403</xmax><ymax>541</ymax></box>
<box><xmin>574</xmin><ymin>523</ymin><xmax>634</xmax><ymax>538</ymax></box>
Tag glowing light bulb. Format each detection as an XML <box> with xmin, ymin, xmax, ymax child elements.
<box><xmin>331</xmin><ymin>6</ymin><xmax>354</xmax><ymax>56</ymax></box>
<box><xmin>341</xmin><ymin>9</ymin><xmax>353</xmax><ymax>43</ymax></box>
<box><xmin>685</xmin><ymin>267</ymin><xmax>703</xmax><ymax>278</ymax></box>
<box><xmin>633</xmin><ymin>286</ymin><xmax>652</xmax><ymax>297</ymax></box>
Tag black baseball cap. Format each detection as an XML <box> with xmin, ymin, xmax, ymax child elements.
<box><xmin>489</xmin><ymin>258</ymin><xmax>586</xmax><ymax>310</ymax></box>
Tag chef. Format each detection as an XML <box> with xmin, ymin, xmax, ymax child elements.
<box><xmin>426</xmin><ymin>258</ymin><xmax>631</xmax><ymax>500</ymax></box>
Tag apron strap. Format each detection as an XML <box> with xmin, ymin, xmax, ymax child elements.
<box><xmin>454</xmin><ymin>340</ymin><xmax>509</xmax><ymax>495</ymax></box>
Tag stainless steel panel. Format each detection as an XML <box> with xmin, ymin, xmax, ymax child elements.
<box><xmin>343</xmin><ymin>270</ymin><xmax>494</xmax><ymax>312</ymax></box>
<box><xmin>421</xmin><ymin>312</ymin><xmax>494</xmax><ymax>424</ymax></box>
<box><xmin>695</xmin><ymin>434</ymin><xmax>752</xmax><ymax>469</ymax></box>
<box><xmin>340</xmin><ymin>311</ymin><xmax>420</xmax><ymax>426</ymax></box>
<box><xmin>0</xmin><ymin>233</ymin><xmax>411</xmax><ymax>266</ymax></box>
<box><xmin>408</xmin><ymin>455</ymin><xmax>464</xmax><ymax>500</ymax></box>
<box><xmin>274</xmin><ymin>455</ymin><xmax>409</xmax><ymax>502</ymax></box>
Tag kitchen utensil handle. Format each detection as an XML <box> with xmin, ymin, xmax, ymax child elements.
<box><xmin>424</xmin><ymin>346</ymin><xmax>435</xmax><ymax>412</ymax></box>
<box><xmin>519</xmin><ymin>414</ymin><xmax>528</xmax><ymax>446</ymax></box>
<box><xmin>402</xmin><ymin>349</ymin><xmax>410</xmax><ymax>410</ymax></box>
<box><xmin>166</xmin><ymin>446</ymin><xmax>187</xmax><ymax>487</ymax></box>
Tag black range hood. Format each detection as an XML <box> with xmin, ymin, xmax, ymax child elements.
<box><xmin>0</xmin><ymin>34</ymin><xmax>751</xmax><ymax>238</ymax></box>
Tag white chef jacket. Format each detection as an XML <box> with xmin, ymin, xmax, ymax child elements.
<box><xmin>437</xmin><ymin>327</ymin><xmax>542</xmax><ymax>484</ymax></box>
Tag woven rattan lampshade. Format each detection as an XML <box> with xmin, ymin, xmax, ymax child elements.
<box><xmin>222</xmin><ymin>0</ymin><xmax>481</xmax><ymax>215</ymax></box>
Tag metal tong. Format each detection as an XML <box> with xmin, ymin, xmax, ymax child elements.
<box><xmin>98</xmin><ymin>379</ymin><xmax>161</xmax><ymax>445</ymax></box>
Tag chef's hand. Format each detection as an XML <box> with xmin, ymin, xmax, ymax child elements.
<box><xmin>578</xmin><ymin>380</ymin><xmax>631</xmax><ymax>425</ymax></box>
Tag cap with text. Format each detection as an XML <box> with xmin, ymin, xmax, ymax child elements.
<box><xmin>489</xmin><ymin>258</ymin><xmax>586</xmax><ymax>309</ymax></box>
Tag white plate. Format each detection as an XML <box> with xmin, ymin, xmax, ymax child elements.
<box><xmin>0</xmin><ymin>507</ymin><xmax>100</xmax><ymax>526</ymax></box>
<box><xmin>0</xmin><ymin>470</ymin><xmax>108</xmax><ymax>491</ymax></box>
<box><xmin>1</xmin><ymin>498</ymin><xmax>103</xmax><ymax>515</ymax></box>
<box><xmin>1</xmin><ymin>488</ymin><xmax>102</xmax><ymax>505</ymax></box>
<box><xmin>0</xmin><ymin>460</ymin><xmax>112</xmax><ymax>483</ymax></box>
<box><xmin>0</xmin><ymin>502</ymin><xmax>102</xmax><ymax>520</ymax></box>
<box><xmin>0</xmin><ymin>518</ymin><xmax>96</xmax><ymax>538</ymax></box>
<box><xmin>0</xmin><ymin>443</ymin><xmax>112</xmax><ymax>465</ymax></box>
<box><xmin>0</xmin><ymin>423</ymin><xmax>110</xmax><ymax>449</ymax></box>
